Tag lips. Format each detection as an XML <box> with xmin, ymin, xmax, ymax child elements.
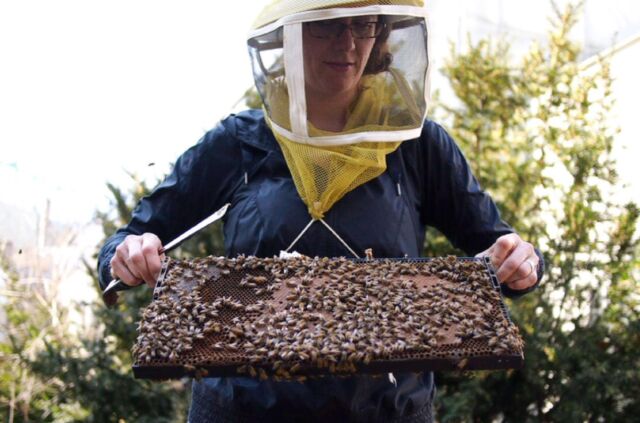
<box><xmin>324</xmin><ymin>61</ymin><xmax>355</xmax><ymax>72</ymax></box>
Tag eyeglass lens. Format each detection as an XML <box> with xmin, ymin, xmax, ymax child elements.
<box><xmin>308</xmin><ymin>20</ymin><xmax>382</xmax><ymax>39</ymax></box>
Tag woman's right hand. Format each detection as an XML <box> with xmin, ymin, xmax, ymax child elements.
<box><xmin>110</xmin><ymin>233</ymin><xmax>164</xmax><ymax>288</ymax></box>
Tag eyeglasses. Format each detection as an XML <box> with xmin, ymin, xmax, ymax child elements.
<box><xmin>307</xmin><ymin>19</ymin><xmax>385</xmax><ymax>39</ymax></box>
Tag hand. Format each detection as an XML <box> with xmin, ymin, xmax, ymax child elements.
<box><xmin>109</xmin><ymin>233</ymin><xmax>164</xmax><ymax>288</ymax></box>
<box><xmin>475</xmin><ymin>233</ymin><xmax>538</xmax><ymax>291</ymax></box>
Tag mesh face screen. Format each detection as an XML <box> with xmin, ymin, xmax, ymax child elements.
<box><xmin>132</xmin><ymin>256</ymin><xmax>524</xmax><ymax>380</ymax></box>
<box><xmin>248</xmin><ymin>1</ymin><xmax>432</xmax><ymax>224</ymax></box>
<box><xmin>248</xmin><ymin>12</ymin><xmax>429</xmax><ymax>218</ymax></box>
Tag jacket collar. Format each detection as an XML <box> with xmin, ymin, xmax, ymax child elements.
<box><xmin>226</xmin><ymin>109</ymin><xmax>280</xmax><ymax>153</ymax></box>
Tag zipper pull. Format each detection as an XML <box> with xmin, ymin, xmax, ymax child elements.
<box><xmin>395</xmin><ymin>171</ymin><xmax>402</xmax><ymax>196</ymax></box>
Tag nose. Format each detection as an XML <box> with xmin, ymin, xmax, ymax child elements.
<box><xmin>333</xmin><ymin>25</ymin><xmax>356</xmax><ymax>51</ymax></box>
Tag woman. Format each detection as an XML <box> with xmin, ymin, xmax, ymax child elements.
<box><xmin>99</xmin><ymin>1</ymin><xmax>542</xmax><ymax>421</ymax></box>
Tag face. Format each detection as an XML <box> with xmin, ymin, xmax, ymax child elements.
<box><xmin>302</xmin><ymin>16</ymin><xmax>377</xmax><ymax>104</ymax></box>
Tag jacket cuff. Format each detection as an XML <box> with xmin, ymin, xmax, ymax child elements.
<box><xmin>98</xmin><ymin>255</ymin><xmax>113</xmax><ymax>291</ymax></box>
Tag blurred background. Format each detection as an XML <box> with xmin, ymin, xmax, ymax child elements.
<box><xmin>1</xmin><ymin>0</ymin><xmax>638</xmax><ymax>421</ymax></box>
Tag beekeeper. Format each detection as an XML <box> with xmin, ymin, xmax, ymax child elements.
<box><xmin>98</xmin><ymin>1</ymin><xmax>543</xmax><ymax>421</ymax></box>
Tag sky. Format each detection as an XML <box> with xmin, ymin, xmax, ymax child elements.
<box><xmin>1</xmin><ymin>0</ymin><xmax>639</xmax><ymax>227</ymax></box>
<box><xmin>0</xmin><ymin>0</ymin><xmax>270</xmax><ymax>224</ymax></box>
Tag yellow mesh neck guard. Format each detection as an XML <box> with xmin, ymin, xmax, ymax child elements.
<box><xmin>267</xmin><ymin>75</ymin><xmax>405</xmax><ymax>219</ymax></box>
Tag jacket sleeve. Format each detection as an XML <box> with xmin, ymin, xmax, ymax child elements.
<box><xmin>418</xmin><ymin>121</ymin><xmax>543</xmax><ymax>297</ymax></box>
<box><xmin>96</xmin><ymin>117</ymin><xmax>245</xmax><ymax>290</ymax></box>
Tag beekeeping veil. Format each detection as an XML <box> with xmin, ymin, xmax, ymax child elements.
<box><xmin>248</xmin><ymin>0</ymin><xmax>430</xmax><ymax>223</ymax></box>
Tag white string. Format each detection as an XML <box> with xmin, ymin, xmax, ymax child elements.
<box><xmin>285</xmin><ymin>217</ymin><xmax>362</xmax><ymax>259</ymax></box>
<box><xmin>285</xmin><ymin>218</ymin><xmax>316</xmax><ymax>253</ymax></box>
<box><xmin>319</xmin><ymin>218</ymin><xmax>361</xmax><ymax>259</ymax></box>
<box><xmin>388</xmin><ymin>372</ymin><xmax>397</xmax><ymax>386</ymax></box>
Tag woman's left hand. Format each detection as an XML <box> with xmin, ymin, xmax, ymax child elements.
<box><xmin>475</xmin><ymin>233</ymin><xmax>539</xmax><ymax>291</ymax></box>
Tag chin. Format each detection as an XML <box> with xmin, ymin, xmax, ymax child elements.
<box><xmin>320</xmin><ymin>80</ymin><xmax>359</xmax><ymax>97</ymax></box>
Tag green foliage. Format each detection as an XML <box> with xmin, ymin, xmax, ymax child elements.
<box><xmin>0</xmin><ymin>169</ymin><xmax>226</xmax><ymax>421</ymax></box>
<box><xmin>88</xmin><ymin>172</ymin><xmax>225</xmax><ymax>352</ymax></box>
<box><xmin>428</xmin><ymin>3</ymin><xmax>640</xmax><ymax>421</ymax></box>
<box><xmin>243</xmin><ymin>86</ymin><xmax>264</xmax><ymax>110</ymax></box>
<box><xmin>82</xmin><ymin>171</ymin><xmax>226</xmax><ymax>421</ymax></box>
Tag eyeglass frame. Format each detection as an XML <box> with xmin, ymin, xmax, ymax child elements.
<box><xmin>305</xmin><ymin>19</ymin><xmax>387</xmax><ymax>40</ymax></box>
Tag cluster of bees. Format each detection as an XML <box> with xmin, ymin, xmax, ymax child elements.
<box><xmin>133</xmin><ymin>255</ymin><xmax>523</xmax><ymax>380</ymax></box>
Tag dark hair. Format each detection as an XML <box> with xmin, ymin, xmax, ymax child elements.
<box><xmin>363</xmin><ymin>16</ymin><xmax>393</xmax><ymax>75</ymax></box>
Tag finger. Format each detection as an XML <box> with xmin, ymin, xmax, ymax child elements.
<box><xmin>126</xmin><ymin>239</ymin><xmax>155</xmax><ymax>286</ymax></box>
<box><xmin>505</xmin><ymin>256</ymin><xmax>538</xmax><ymax>283</ymax></box>
<box><xmin>110</xmin><ymin>256</ymin><xmax>142</xmax><ymax>286</ymax></box>
<box><xmin>115</xmin><ymin>242</ymin><xmax>143</xmax><ymax>281</ymax></box>
<box><xmin>119</xmin><ymin>238</ymin><xmax>146</xmax><ymax>281</ymax></box>
<box><xmin>496</xmin><ymin>237</ymin><xmax>538</xmax><ymax>282</ymax></box>
<box><xmin>497</xmin><ymin>242</ymin><xmax>535</xmax><ymax>283</ymax></box>
<box><xmin>141</xmin><ymin>233</ymin><xmax>163</xmax><ymax>288</ymax></box>
<box><xmin>490</xmin><ymin>234</ymin><xmax>517</xmax><ymax>269</ymax></box>
<box><xmin>505</xmin><ymin>264</ymin><xmax>538</xmax><ymax>291</ymax></box>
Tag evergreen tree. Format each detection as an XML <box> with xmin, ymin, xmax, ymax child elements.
<box><xmin>0</xmin><ymin>171</ymin><xmax>225</xmax><ymax>422</ymax></box>
<box><xmin>427</xmin><ymin>4</ymin><xmax>640</xmax><ymax>421</ymax></box>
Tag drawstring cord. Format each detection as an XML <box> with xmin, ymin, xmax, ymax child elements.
<box><xmin>317</xmin><ymin>219</ymin><xmax>361</xmax><ymax>259</ymax></box>
<box><xmin>285</xmin><ymin>218</ymin><xmax>361</xmax><ymax>259</ymax></box>
<box><xmin>284</xmin><ymin>218</ymin><xmax>316</xmax><ymax>254</ymax></box>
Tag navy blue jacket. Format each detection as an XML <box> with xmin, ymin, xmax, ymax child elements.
<box><xmin>98</xmin><ymin>109</ymin><xmax>541</xmax><ymax>422</ymax></box>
